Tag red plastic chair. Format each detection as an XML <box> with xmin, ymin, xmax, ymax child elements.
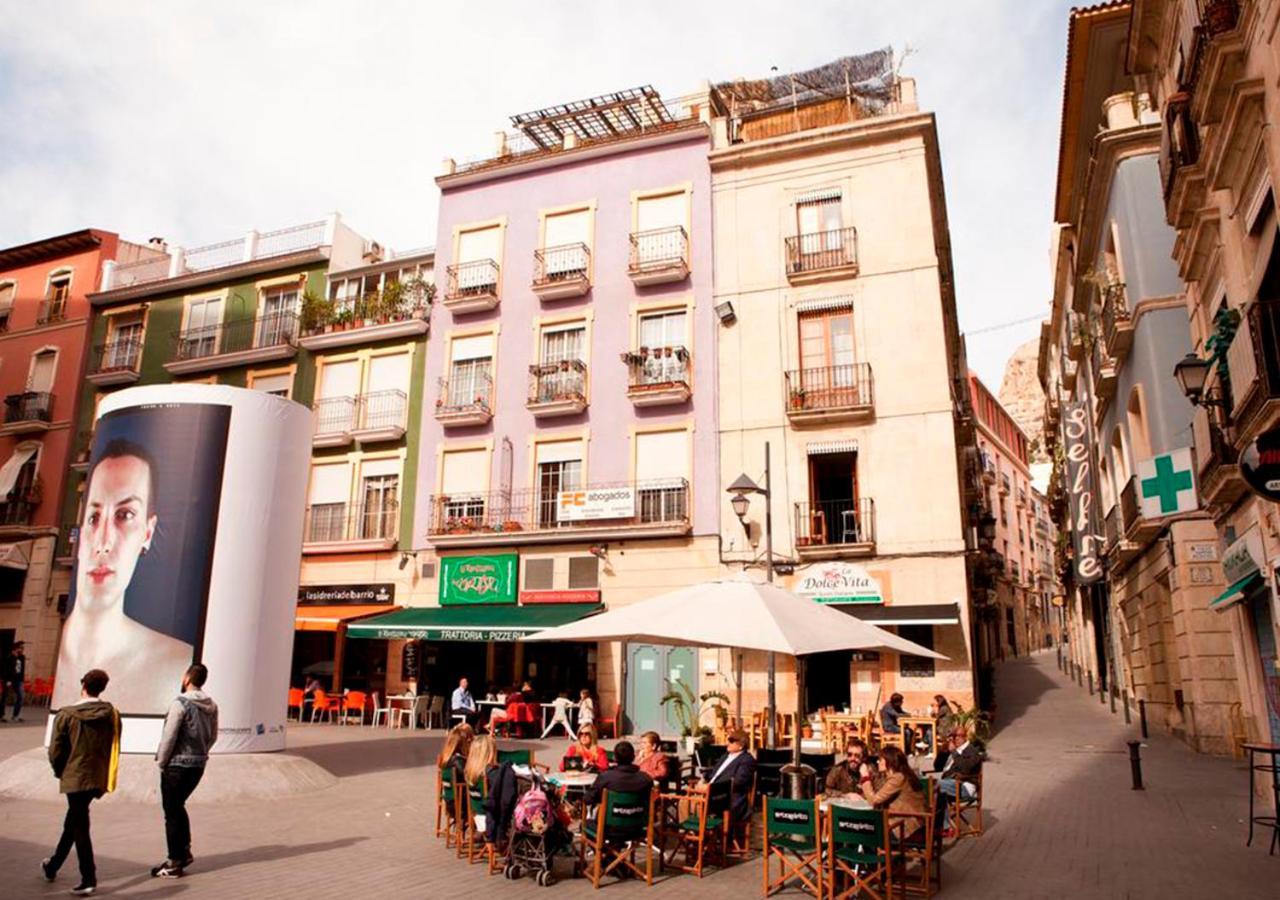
<box><xmin>342</xmin><ymin>691</ymin><xmax>368</xmax><ymax>726</ymax></box>
<box><xmin>597</xmin><ymin>705</ymin><xmax>622</xmax><ymax>739</ymax></box>
<box><xmin>287</xmin><ymin>688</ymin><xmax>305</xmax><ymax>721</ymax></box>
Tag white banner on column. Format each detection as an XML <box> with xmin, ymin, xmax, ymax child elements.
<box><xmin>50</xmin><ymin>385</ymin><xmax>312</xmax><ymax>754</ymax></box>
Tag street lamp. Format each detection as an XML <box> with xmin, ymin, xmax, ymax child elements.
<box><xmin>1173</xmin><ymin>352</ymin><xmax>1220</xmax><ymax>407</ymax></box>
<box><xmin>727</xmin><ymin>444</ymin><xmax>776</xmax><ymax>746</ymax></box>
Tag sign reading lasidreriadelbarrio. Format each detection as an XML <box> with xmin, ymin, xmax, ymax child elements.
<box><xmin>440</xmin><ymin>554</ymin><xmax>518</xmax><ymax>605</ymax></box>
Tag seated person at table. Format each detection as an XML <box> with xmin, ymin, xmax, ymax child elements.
<box><xmin>451</xmin><ymin>677</ymin><xmax>479</xmax><ymax>729</ymax></box>
<box><xmin>486</xmin><ymin>685</ymin><xmax>523</xmax><ymax>733</ymax></box>
<box><xmin>436</xmin><ymin>722</ymin><xmax>475</xmax><ymax>774</ymax></box>
<box><xmin>880</xmin><ymin>692</ymin><xmax>906</xmax><ymax>735</ymax></box>
<box><xmin>585</xmin><ymin>740</ymin><xmax>652</xmax><ymax>807</ymax></box>
<box><xmin>932</xmin><ymin>694</ymin><xmax>954</xmax><ymax>728</ymax></box>
<box><xmin>301</xmin><ymin>675</ymin><xmax>323</xmax><ymax>720</ymax></box>
<box><xmin>859</xmin><ymin>744</ymin><xmax>926</xmax><ymax>835</ymax></box>
<box><xmin>825</xmin><ymin>737</ymin><xmax>879</xmax><ymax>796</ymax></box>
<box><xmin>562</xmin><ymin>724</ymin><xmax>610</xmax><ymax>771</ymax></box>
<box><xmin>705</xmin><ymin>729</ymin><xmax>756</xmax><ymax>822</ymax></box>
<box><xmin>636</xmin><ymin>731</ymin><xmax>671</xmax><ymax>783</ymax></box>
<box><xmin>937</xmin><ymin>726</ymin><xmax>982</xmax><ymax>830</ymax></box>
<box><xmin>577</xmin><ymin>689</ymin><xmax>595</xmax><ymax>729</ymax></box>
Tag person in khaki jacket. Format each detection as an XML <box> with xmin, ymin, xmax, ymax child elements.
<box><xmin>42</xmin><ymin>668</ymin><xmax>122</xmax><ymax>897</ymax></box>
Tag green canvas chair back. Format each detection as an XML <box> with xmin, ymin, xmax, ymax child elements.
<box><xmin>831</xmin><ymin>805</ymin><xmax>885</xmax><ymax>866</ymax></box>
<box><xmin>498</xmin><ymin>749</ymin><xmax>532</xmax><ymax>766</ymax></box>
<box><xmin>766</xmin><ymin>797</ymin><xmax>819</xmax><ymax>846</ymax></box>
<box><xmin>441</xmin><ymin>765</ymin><xmax>456</xmax><ymax>800</ymax></box>
<box><xmin>468</xmin><ymin>780</ymin><xmax>486</xmax><ymax>814</ymax></box>
<box><xmin>603</xmin><ymin>789</ymin><xmax>649</xmax><ymax>836</ymax></box>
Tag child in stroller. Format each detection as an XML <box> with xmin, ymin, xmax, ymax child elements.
<box><xmin>504</xmin><ymin>771</ymin><xmax>573</xmax><ymax>886</ymax></box>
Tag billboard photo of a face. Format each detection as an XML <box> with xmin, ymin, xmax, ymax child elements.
<box><xmin>53</xmin><ymin>403</ymin><xmax>231</xmax><ymax>715</ymax></box>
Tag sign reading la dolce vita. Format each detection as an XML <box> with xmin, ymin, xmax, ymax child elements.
<box><xmin>440</xmin><ymin>554</ymin><xmax>518</xmax><ymax>606</ymax></box>
<box><xmin>795</xmin><ymin>562</ymin><xmax>885</xmax><ymax>604</ymax></box>
<box><xmin>557</xmin><ymin>486</ymin><xmax>635</xmax><ymax>521</ymax></box>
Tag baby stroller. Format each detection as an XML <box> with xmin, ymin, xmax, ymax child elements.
<box><xmin>504</xmin><ymin>771</ymin><xmax>572</xmax><ymax>886</ymax></box>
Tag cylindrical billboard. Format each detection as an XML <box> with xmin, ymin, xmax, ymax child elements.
<box><xmin>51</xmin><ymin>385</ymin><xmax>311</xmax><ymax>753</ymax></box>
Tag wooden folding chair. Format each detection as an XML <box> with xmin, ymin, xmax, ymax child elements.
<box><xmin>462</xmin><ymin>780</ymin><xmax>503</xmax><ymax>873</ymax></box>
<box><xmin>728</xmin><ymin>772</ymin><xmax>758</xmax><ymax>859</ymax></box>
<box><xmin>762</xmin><ymin>797</ymin><xmax>822</xmax><ymax>897</ymax></box>
<box><xmin>665</xmin><ymin>780</ymin><xmax>730</xmax><ymax>877</ymax></box>
<box><xmin>891</xmin><ymin>809</ymin><xmax>941</xmax><ymax>897</ymax></box>
<box><xmin>826</xmin><ymin>806</ymin><xmax>896</xmax><ymax>900</ymax></box>
<box><xmin>951</xmin><ymin>771</ymin><xmax>984</xmax><ymax>839</ymax></box>
<box><xmin>435</xmin><ymin>765</ymin><xmax>458</xmax><ymax>846</ymax></box>
<box><xmin>578</xmin><ymin>789</ymin><xmax>657</xmax><ymax>888</ymax></box>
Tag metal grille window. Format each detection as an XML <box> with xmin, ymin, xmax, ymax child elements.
<box><xmin>568</xmin><ymin>556</ymin><xmax>599</xmax><ymax>589</ymax></box>
<box><xmin>638</xmin><ymin>482</ymin><xmax>687</xmax><ymax>523</ymax></box>
<box><xmin>525</xmin><ymin>558</ymin><xmax>555</xmax><ymax>590</ymax></box>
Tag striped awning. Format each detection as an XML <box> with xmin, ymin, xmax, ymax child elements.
<box><xmin>807</xmin><ymin>440</ymin><xmax>858</xmax><ymax>455</ymax></box>
<box><xmin>795</xmin><ymin>295</ymin><xmax>855</xmax><ymax>314</ymax></box>
<box><xmin>795</xmin><ymin>187</ymin><xmax>842</xmax><ymax>204</ymax></box>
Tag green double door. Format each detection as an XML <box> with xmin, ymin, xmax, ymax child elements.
<box><xmin>627</xmin><ymin>643</ymin><xmax>697</xmax><ymax>737</ymax></box>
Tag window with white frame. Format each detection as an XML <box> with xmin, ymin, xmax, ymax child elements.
<box><xmin>456</xmin><ymin>226</ymin><xmax>502</xmax><ymax>291</ymax></box>
<box><xmin>183</xmin><ymin>296</ymin><xmax>224</xmax><ymax>357</ymax></box>
<box><xmin>535</xmin><ymin>324</ymin><xmax>586</xmax><ymax>402</ymax></box>
<box><xmin>637</xmin><ymin>309</ymin><xmax>688</xmax><ymax>384</ymax></box>
<box><xmin>541</xmin><ymin>209</ymin><xmax>590</xmax><ymax>279</ymax></box>
<box><xmin>316</xmin><ymin>359</ymin><xmax>360</xmax><ymax>436</ymax></box>
<box><xmin>307</xmin><ymin>464</ymin><xmax>350</xmax><ymax>542</ymax></box>
<box><xmin>440</xmin><ymin>448</ymin><xmax>489</xmax><ymax>523</ymax></box>
<box><xmin>364</xmin><ymin>353</ymin><xmax>410</xmax><ymax>430</ymax></box>
<box><xmin>634</xmin><ymin>430</ymin><xmax>689</xmax><ymax>522</ymax></box>
<box><xmin>535</xmin><ymin>440</ymin><xmax>584</xmax><ymax>528</ymax></box>
<box><xmin>258</xmin><ymin>285</ymin><xmax>299</xmax><ymax>345</ymax></box>
<box><xmin>250</xmin><ymin>372</ymin><xmax>292</xmax><ymax>398</ymax></box>
<box><xmin>447</xmin><ymin>334</ymin><xmax>494</xmax><ymax>409</ymax></box>
<box><xmin>358</xmin><ymin>458</ymin><xmax>399</xmax><ymax>540</ymax></box>
<box><xmin>634</xmin><ymin>192</ymin><xmax>688</xmax><ymax>264</ymax></box>
<box><xmin>0</xmin><ymin>281</ymin><xmax>14</xmax><ymax>329</ymax></box>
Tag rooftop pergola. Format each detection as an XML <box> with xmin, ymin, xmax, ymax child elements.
<box><xmin>509</xmin><ymin>85</ymin><xmax>676</xmax><ymax>149</ymax></box>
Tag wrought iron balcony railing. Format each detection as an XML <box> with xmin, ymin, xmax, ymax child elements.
<box><xmin>170</xmin><ymin>311</ymin><xmax>297</xmax><ymax>363</ymax></box>
<box><xmin>427</xmin><ymin>479</ymin><xmax>690</xmax><ymax>536</ymax></box>
<box><xmin>445</xmin><ymin>260</ymin><xmax>500</xmax><ymax>300</ymax></box>
<box><xmin>528</xmin><ymin>360</ymin><xmax>587</xmax><ymax>405</ymax></box>
<box><xmin>304</xmin><ymin>503</ymin><xmax>399</xmax><ymax>544</ymax></box>
<box><xmin>784</xmin><ymin>362</ymin><xmax>873</xmax><ymax>414</ymax></box>
<box><xmin>794</xmin><ymin>497</ymin><xmax>875</xmax><ymax>548</ymax></box>
<box><xmin>36</xmin><ymin>298</ymin><xmax>67</xmax><ymax>325</ymax></box>
<box><xmin>90</xmin><ymin>336</ymin><xmax>143</xmax><ymax>376</ymax></box>
<box><xmin>532</xmin><ymin>243</ymin><xmax>590</xmax><ymax>286</ymax></box>
<box><xmin>624</xmin><ymin>346</ymin><xmax>689</xmax><ymax>389</ymax></box>
<box><xmin>785</xmin><ymin>226</ymin><xmax>858</xmax><ymax>277</ymax></box>
<box><xmin>436</xmin><ymin>371</ymin><xmax>494</xmax><ymax>418</ymax></box>
<box><xmin>628</xmin><ymin>227</ymin><xmax>688</xmax><ymax>274</ymax></box>
<box><xmin>3</xmin><ymin>391</ymin><xmax>53</xmax><ymax>424</ymax></box>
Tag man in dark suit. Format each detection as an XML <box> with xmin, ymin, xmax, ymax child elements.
<box><xmin>937</xmin><ymin>726</ymin><xmax>982</xmax><ymax>831</ymax></box>
<box><xmin>706</xmin><ymin>729</ymin><xmax>756</xmax><ymax>822</ymax></box>
<box><xmin>586</xmin><ymin>740</ymin><xmax>652</xmax><ymax>807</ymax></box>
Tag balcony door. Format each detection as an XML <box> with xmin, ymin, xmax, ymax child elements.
<box><xmin>448</xmin><ymin>334</ymin><xmax>493</xmax><ymax>408</ymax></box>
<box><xmin>799</xmin><ymin>308</ymin><xmax>855</xmax><ymax>404</ymax></box>
<box><xmin>359</xmin><ymin>463</ymin><xmax>399</xmax><ymax>540</ymax></box>
<box><xmin>258</xmin><ymin>286</ymin><xmax>298</xmax><ymax>346</ymax></box>
<box><xmin>535</xmin><ymin>440</ymin><xmax>583</xmax><ymax>528</ymax></box>
<box><xmin>537</xmin><ymin>325</ymin><xmax>585</xmax><ymax>401</ymax></box>
<box><xmin>638</xmin><ymin>310</ymin><xmax>688</xmax><ymax>384</ymax></box>
<box><xmin>796</xmin><ymin>192</ymin><xmax>842</xmax><ymax>254</ymax></box>
<box><xmin>27</xmin><ymin>350</ymin><xmax>57</xmax><ymax>394</ymax></box>
<box><xmin>635</xmin><ymin>192</ymin><xmax>687</xmax><ymax>265</ymax></box>
<box><xmin>542</xmin><ymin>209</ymin><xmax>590</xmax><ymax>279</ymax></box>
<box><xmin>106</xmin><ymin>313</ymin><xmax>144</xmax><ymax>370</ymax></box>
<box><xmin>456</xmin><ymin>226</ymin><xmax>501</xmax><ymax>290</ymax></box>
<box><xmin>185</xmin><ymin>296</ymin><xmax>223</xmax><ymax>357</ymax></box>
<box><xmin>807</xmin><ymin>451</ymin><xmax>859</xmax><ymax>545</ymax></box>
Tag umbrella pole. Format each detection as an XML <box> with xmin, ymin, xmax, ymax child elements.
<box><xmin>765</xmin><ymin>442</ymin><xmax>776</xmax><ymax>749</ymax></box>
<box><xmin>794</xmin><ymin>655</ymin><xmax>805</xmax><ymax>770</ymax></box>
<box><xmin>735</xmin><ymin>650</ymin><xmax>744</xmax><ymax>724</ymax></box>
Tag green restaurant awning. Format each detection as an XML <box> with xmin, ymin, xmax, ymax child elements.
<box><xmin>1209</xmin><ymin>572</ymin><xmax>1263</xmax><ymax>613</ymax></box>
<box><xmin>346</xmin><ymin>603</ymin><xmax>604</xmax><ymax>642</ymax></box>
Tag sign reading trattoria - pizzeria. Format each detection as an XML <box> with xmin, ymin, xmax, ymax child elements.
<box><xmin>1063</xmin><ymin>402</ymin><xmax>1102</xmax><ymax>584</ymax></box>
<box><xmin>439</xmin><ymin>554</ymin><xmax>518</xmax><ymax>606</ymax></box>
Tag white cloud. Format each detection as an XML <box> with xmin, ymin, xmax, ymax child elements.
<box><xmin>0</xmin><ymin>0</ymin><xmax>1075</xmax><ymax>385</ymax></box>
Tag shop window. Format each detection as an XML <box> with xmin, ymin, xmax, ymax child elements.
<box><xmin>568</xmin><ymin>556</ymin><xmax>598</xmax><ymax>589</ymax></box>
<box><xmin>525</xmin><ymin>558</ymin><xmax>554</xmax><ymax>591</ymax></box>
<box><xmin>898</xmin><ymin>625</ymin><xmax>935</xmax><ymax>679</ymax></box>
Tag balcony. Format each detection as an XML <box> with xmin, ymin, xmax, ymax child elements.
<box><xmin>980</xmin><ymin>452</ymin><xmax>996</xmax><ymax>485</ymax></box>
<box><xmin>87</xmin><ymin>336</ymin><xmax>143</xmax><ymax>386</ymax></box>
<box><xmin>1191</xmin><ymin>406</ymin><xmax>1246</xmax><ymax>508</ymax></box>
<box><xmin>1101</xmin><ymin>284</ymin><xmax>1134</xmax><ymax>363</ymax></box>
<box><xmin>1093</xmin><ymin>344</ymin><xmax>1118</xmax><ymax>401</ymax></box>
<box><xmin>1</xmin><ymin>392</ymin><xmax>53</xmax><ymax>434</ymax></box>
<box><xmin>164</xmin><ymin>311</ymin><xmax>298</xmax><ymax>375</ymax></box>
<box><xmin>443</xmin><ymin>260</ymin><xmax>500</xmax><ymax>313</ymax></box>
<box><xmin>624</xmin><ymin>346</ymin><xmax>690</xmax><ymax>406</ymax></box>
<box><xmin>55</xmin><ymin>524</ymin><xmax>78</xmax><ymax>567</ymax></box>
<box><xmin>527</xmin><ymin>361</ymin><xmax>587</xmax><ymax>418</ymax></box>
<box><xmin>70</xmin><ymin>431</ymin><xmax>93</xmax><ymax>472</ymax></box>
<box><xmin>1227</xmin><ymin>299</ymin><xmax>1280</xmax><ymax>441</ymax></box>
<box><xmin>999</xmin><ymin>472</ymin><xmax>1011</xmax><ymax>496</ymax></box>
<box><xmin>313</xmin><ymin>397</ymin><xmax>356</xmax><ymax>447</ymax></box>
<box><xmin>794</xmin><ymin>498</ymin><xmax>875</xmax><ymax>559</ymax></box>
<box><xmin>1120</xmin><ymin>475</ymin><xmax>1162</xmax><ymax>546</ymax></box>
<box><xmin>1062</xmin><ymin>357</ymin><xmax>1079</xmax><ymax>393</ymax></box>
<box><xmin>0</xmin><ymin>500</ymin><xmax>36</xmax><ymax>536</ymax></box>
<box><xmin>1104</xmin><ymin>502</ymin><xmax>1137</xmax><ymax>564</ymax></box>
<box><xmin>435</xmin><ymin>373</ymin><xmax>494</xmax><ymax>427</ymax></box>
<box><xmin>628</xmin><ymin>227</ymin><xmax>689</xmax><ymax>286</ymax></box>
<box><xmin>1016</xmin><ymin>487</ymin><xmax>1028</xmax><ymax>508</ymax></box>
<box><xmin>1044</xmin><ymin>394</ymin><xmax>1060</xmax><ymax>428</ymax></box>
<box><xmin>302</xmin><ymin>503</ymin><xmax>398</xmax><ymax>554</ymax></box>
<box><xmin>785</xmin><ymin>226</ymin><xmax>858</xmax><ymax>284</ymax></box>
<box><xmin>297</xmin><ymin>293</ymin><xmax>430</xmax><ymax>351</ymax></box>
<box><xmin>532</xmin><ymin>243</ymin><xmax>591</xmax><ymax>299</ymax></box>
<box><xmin>426</xmin><ymin>479</ymin><xmax>691</xmax><ymax>548</ymax></box>
<box><xmin>36</xmin><ymin>298</ymin><xmax>67</xmax><ymax>325</ymax></box>
<box><xmin>784</xmin><ymin>362</ymin><xmax>874</xmax><ymax>425</ymax></box>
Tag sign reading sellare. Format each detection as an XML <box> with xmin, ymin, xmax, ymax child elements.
<box><xmin>1063</xmin><ymin>402</ymin><xmax>1102</xmax><ymax>584</ymax></box>
<box><xmin>557</xmin><ymin>487</ymin><xmax>635</xmax><ymax>521</ymax></box>
<box><xmin>439</xmin><ymin>554</ymin><xmax>518</xmax><ymax>606</ymax></box>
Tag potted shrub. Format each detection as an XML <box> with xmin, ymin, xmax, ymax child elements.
<box><xmin>661</xmin><ymin>682</ymin><xmax>730</xmax><ymax>755</ymax></box>
<box><xmin>299</xmin><ymin>290</ymin><xmax>332</xmax><ymax>336</ymax></box>
<box><xmin>790</xmin><ymin>387</ymin><xmax>807</xmax><ymax>409</ymax></box>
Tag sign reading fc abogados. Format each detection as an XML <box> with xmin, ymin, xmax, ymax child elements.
<box><xmin>557</xmin><ymin>486</ymin><xmax>635</xmax><ymax>521</ymax></box>
<box><xmin>440</xmin><ymin>553</ymin><xmax>518</xmax><ymax>605</ymax></box>
<box><xmin>1241</xmin><ymin>426</ymin><xmax>1280</xmax><ymax>502</ymax></box>
<box><xmin>1063</xmin><ymin>402</ymin><xmax>1103</xmax><ymax>584</ymax></box>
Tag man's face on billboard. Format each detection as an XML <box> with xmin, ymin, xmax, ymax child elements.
<box><xmin>78</xmin><ymin>455</ymin><xmax>156</xmax><ymax>607</ymax></box>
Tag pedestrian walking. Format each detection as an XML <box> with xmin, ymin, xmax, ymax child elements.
<box><xmin>42</xmin><ymin>668</ymin><xmax>122</xmax><ymax>897</ymax></box>
<box><xmin>151</xmin><ymin>663</ymin><xmax>218</xmax><ymax>879</ymax></box>
<box><xmin>1</xmin><ymin>640</ymin><xmax>27</xmax><ymax>722</ymax></box>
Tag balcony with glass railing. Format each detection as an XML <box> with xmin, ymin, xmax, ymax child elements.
<box><xmin>426</xmin><ymin>479</ymin><xmax>690</xmax><ymax>547</ymax></box>
<box><xmin>784</xmin><ymin>362</ymin><xmax>873</xmax><ymax>424</ymax></box>
<box><xmin>435</xmin><ymin>372</ymin><xmax>494</xmax><ymax>427</ymax></box>
<box><xmin>532</xmin><ymin>243</ymin><xmax>591</xmax><ymax>299</ymax></box>
<box><xmin>785</xmin><ymin>226</ymin><xmax>858</xmax><ymax>283</ymax></box>
<box><xmin>623</xmin><ymin>346</ymin><xmax>690</xmax><ymax>406</ymax></box>
<box><xmin>87</xmin><ymin>336</ymin><xmax>144</xmax><ymax>386</ymax></box>
<box><xmin>165</xmin><ymin>312</ymin><xmax>298</xmax><ymax>374</ymax></box>
<box><xmin>794</xmin><ymin>497</ymin><xmax>875</xmax><ymax>559</ymax></box>
<box><xmin>628</xmin><ymin>227</ymin><xmax>689</xmax><ymax>285</ymax></box>
<box><xmin>527</xmin><ymin>361</ymin><xmax>587</xmax><ymax>417</ymax></box>
<box><xmin>444</xmin><ymin>260</ymin><xmax>500</xmax><ymax>313</ymax></box>
<box><xmin>1</xmin><ymin>391</ymin><xmax>54</xmax><ymax>434</ymax></box>
<box><xmin>302</xmin><ymin>503</ymin><xmax>399</xmax><ymax>553</ymax></box>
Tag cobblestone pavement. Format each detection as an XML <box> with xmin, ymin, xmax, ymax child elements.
<box><xmin>0</xmin><ymin>651</ymin><xmax>1275</xmax><ymax>898</ymax></box>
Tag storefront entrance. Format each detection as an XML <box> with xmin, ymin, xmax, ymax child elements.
<box><xmin>626</xmin><ymin>643</ymin><xmax>697</xmax><ymax>736</ymax></box>
<box><xmin>1246</xmin><ymin>591</ymin><xmax>1280</xmax><ymax>743</ymax></box>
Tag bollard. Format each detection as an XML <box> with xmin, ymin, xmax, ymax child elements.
<box><xmin>1138</xmin><ymin>699</ymin><xmax>1148</xmax><ymax>739</ymax></box>
<box><xmin>1123</xmin><ymin>693</ymin><xmax>1131</xmax><ymax>724</ymax></box>
<box><xmin>1127</xmin><ymin>740</ymin><xmax>1144</xmax><ymax>790</ymax></box>
<box><xmin>1087</xmin><ymin>671</ymin><xmax>1094</xmax><ymax>695</ymax></box>
<box><xmin>1109</xmin><ymin>684</ymin><xmax>1116</xmax><ymax>714</ymax></box>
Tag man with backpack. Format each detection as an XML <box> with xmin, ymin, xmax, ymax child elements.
<box><xmin>42</xmin><ymin>668</ymin><xmax>121</xmax><ymax>897</ymax></box>
<box><xmin>151</xmin><ymin>664</ymin><xmax>218</xmax><ymax>879</ymax></box>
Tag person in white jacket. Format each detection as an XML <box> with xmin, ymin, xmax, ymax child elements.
<box><xmin>151</xmin><ymin>664</ymin><xmax>218</xmax><ymax>880</ymax></box>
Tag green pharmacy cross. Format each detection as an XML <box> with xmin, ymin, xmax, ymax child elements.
<box><xmin>1141</xmin><ymin>455</ymin><xmax>1194</xmax><ymax>514</ymax></box>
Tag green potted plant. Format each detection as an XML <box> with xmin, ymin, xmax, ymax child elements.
<box><xmin>299</xmin><ymin>290</ymin><xmax>333</xmax><ymax>335</ymax></box>
<box><xmin>381</xmin><ymin>280</ymin><xmax>408</xmax><ymax>323</ymax></box>
<box><xmin>401</xmin><ymin>274</ymin><xmax>433</xmax><ymax>318</ymax></box>
<box><xmin>661</xmin><ymin>681</ymin><xmax>730</xmax><ymax>754</ymax></box>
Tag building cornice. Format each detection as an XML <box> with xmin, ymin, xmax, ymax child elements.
<box><xmin>0</xmin><ymin>229</ymin><xmax>107</xmax><ymax>271</ymax></box>
<box><xmin>709</xmin><ymin>111</ymin><xmax>935</xmax><ymax>171</ymax></box>
<box><xmin>88</xmin><ymin>248</ymin><xmax>329</xmax><ymax>306</ymax></box>
<box><xmin>1074</xmin><ymin>123</ymin><xmax>1161</xmax><ymax>286</ymax></box>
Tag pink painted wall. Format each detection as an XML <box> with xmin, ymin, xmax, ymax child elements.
<box><xmin>413</xmin><ymin>129</ymin><xmax>717</xmax><ymax>546</ymax></box>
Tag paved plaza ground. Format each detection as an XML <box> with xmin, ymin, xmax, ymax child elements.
<box><xmin>0</xmin><ymin>651</ymin><xmax>1275</xmax><ymax>898</ymax></box>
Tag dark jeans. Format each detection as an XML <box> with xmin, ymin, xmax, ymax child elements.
<box><xmin>49</xmin><ymin>790</ymin><xmax>98</xmax><ymax>884</ymax></box>
<box><xmin>10</xmin><ymin>680</ymin><xmax>22</xmax><ymax>719</ymax></box>
<box><xmin>161</xmin><ymin>765</ymin><xmax>205</xmax><ymax>862</ymax></box>
<box><xmin>452</xmin><ymin>707</ymin><xmax>479</xmax><ymax>729</ymax></box>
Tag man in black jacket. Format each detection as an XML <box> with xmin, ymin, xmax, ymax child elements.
<box><xmin>937</xmin><ymin>726</ymin><xmax>982</xmax><ymax>831</ymax></box>
<box><xmin>586</xmin><ymin>741</ymin><xmax>652</xmax><ymax>807</ymax></box>
<box><xmin>1</xmin><ymin>641</ymin><xmax>26</xmax><ymax>722</ymax></box>
<box><xmin>706</xmin><ymin>730</ymin><xmax>756</xmax><ymax>823</ymax></box>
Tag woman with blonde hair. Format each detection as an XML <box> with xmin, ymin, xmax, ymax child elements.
<box><xmin>436</xmin><ymin>722</ymin><xmax>474</xmax><ymax>773</ymax></box>
<box><xmin>464</xmin><ymin>733</ymin><xmax>498</xmax><ymax>788</ymax></box>
<box><xmin>561</xmin><ymin>723</ymin><xmax>609</xmax><ymax>771</ymax></box>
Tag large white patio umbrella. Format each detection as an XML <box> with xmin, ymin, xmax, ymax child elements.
<box><xmin>524</xmin><ymin>577</ymin><xmax>946</xmax><ymax>774</ymax></box>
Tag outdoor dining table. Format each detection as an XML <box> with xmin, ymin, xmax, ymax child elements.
<box><xmin>900</xmin><ymin>715</ymin><xmax>940</xmax><ymax>754</ymax></box>
<box><xmin>385</xmin><ymin>693</ymin><xmax>418</xmax><ymax>728</ymax></box>
<box><xmin>547</xmin><ymin>771</ymin><xmax>597</xmax><ymax>824</ymax></box>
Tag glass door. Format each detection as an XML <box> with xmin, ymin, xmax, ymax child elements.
<box><xmin>537</xmin><ymin>459</ymin><xmax>582</xmax><ymax>528</ymax></box>
<box><xmin>360</xmin><ymin>474</ymin><xmax>398</xmax><ymax>539</ymax></box>
<box><xmin>538</xmin><ymin>327</ymin><xmax>585</xmax><ymax>401</ymax></box>
<box><xmin>258</xmin><ymin>287</ymin><xmax>298</xmax><ymax>346</ymax></box>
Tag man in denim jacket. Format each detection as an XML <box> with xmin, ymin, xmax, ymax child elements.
<box><xmin>151</xmin><ymin>664</ymin><xmax>218</xmax><ymax>879</ymax></box>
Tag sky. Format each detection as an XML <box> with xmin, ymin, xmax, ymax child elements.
<box><xmin>0</xmin><ymin>0</ymin><xmax>1077</xmax><ymax>388</ymax></box>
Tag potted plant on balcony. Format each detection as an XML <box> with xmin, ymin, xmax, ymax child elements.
<box><xmin>334</xmin><ymin>306</ymin><xmax>355</xmax><ymax>331</ymax></box>
<box><xmin>401</xmin><ymin>274</ymin><xmax>433</xmax><ymax>319</ymax></box>
<box><xmin>299</xmin><ymin>290</ymin><xmax>333</xmax><ymax>336</ymax></box>
<box><xmin>790</xmin><ymin>386</ymin><xmax>807</xmax><ymax>409</ymax></box>
<box><xmin>379</xmin><ymin>280</ymin><xmax>406</xmax><ymax>324</ymax></box>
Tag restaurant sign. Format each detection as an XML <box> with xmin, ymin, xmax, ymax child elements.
<box><xmin>795</xmin><ymin>562</ymin><xmax>884</xmax><ymax>604</ymax></box>
<box><xmin>557</xmin><ymin>486</ymin><xmax>635</xmax><ymax>521</ymax></box>
<box><xmin>439</xmin><ymin>554</ymin><xmax>518</xmax><ymax>606</ymax></box>
<box><xmin>1063</xmin><ymin>402</ymin><xmax>1103</xmax><ymax>584</ymax></box>
<box><xmin>298</xmin><ymin>583</ymin><xmax>394</xmax><ymax>605</ymax></box>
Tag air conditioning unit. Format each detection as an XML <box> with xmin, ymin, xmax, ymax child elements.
<box><xmin>362</xmin><ymin>240</ymin><xmax>384</xmax><ymax>262</ymax></box>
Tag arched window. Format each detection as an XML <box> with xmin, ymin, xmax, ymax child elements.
<box><xmin>1126</xmin><ymin>387</ymin><xmax>1151</xmax><ymax>463</ymax></box>
<box><xmin>41</xmin><ymin>268</ymin><xmax>73</xmax><ymax>324</ymax></box>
